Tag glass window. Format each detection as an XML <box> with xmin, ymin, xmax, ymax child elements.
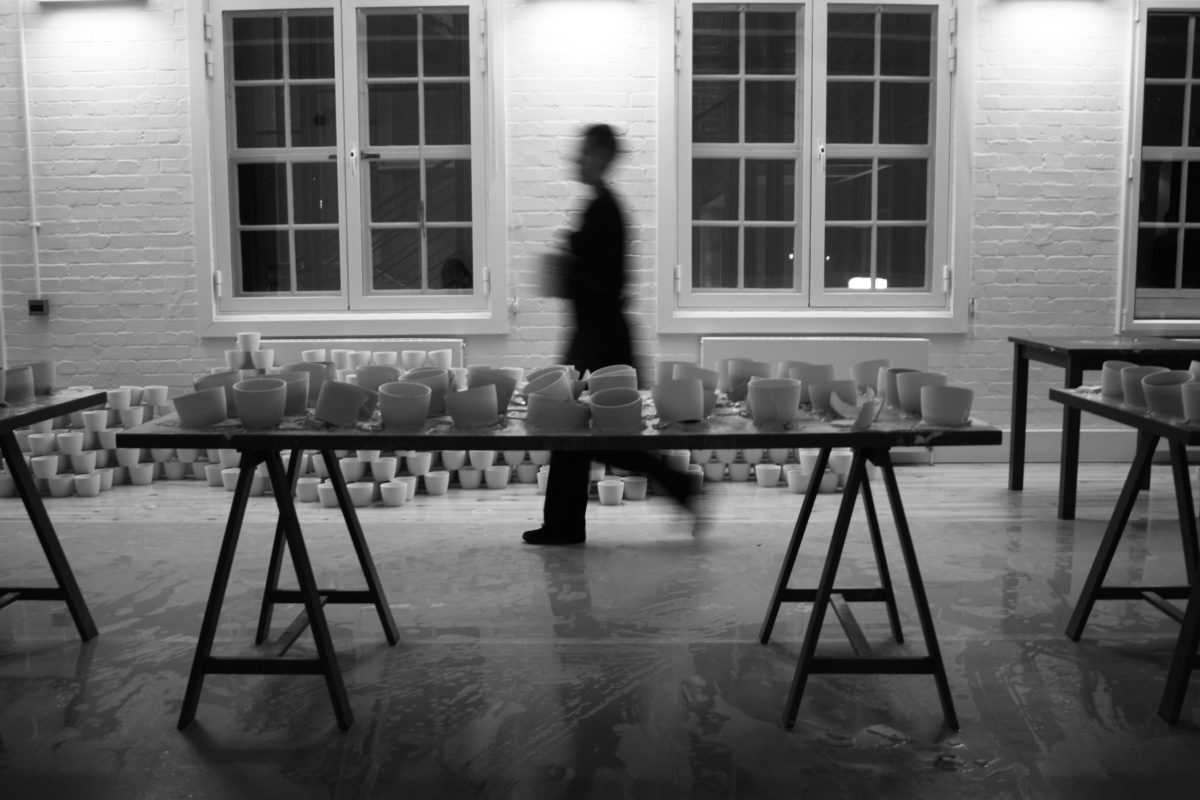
<box><xmin>213</xmin><ymin>1</ymin><xmax>485</xmax><ymax>316</ymax></box>
<box><xmin>1131</xmin><ymin>11</ymin><xmax>1200</xmax><ymax>323</ymax></box>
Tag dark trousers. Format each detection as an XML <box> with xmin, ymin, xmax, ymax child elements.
<box><xmin>542</xmin><ymin>450</ymin><xmax>690</xmax><ymax>534</ymax></box>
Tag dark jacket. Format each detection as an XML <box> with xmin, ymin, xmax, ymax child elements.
<box><xmin>563</xmin><ymin>184</ymin><xmax>634</xmax><ymax>374</ymax></box>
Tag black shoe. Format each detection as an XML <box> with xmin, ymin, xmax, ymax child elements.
<box><xmin>522</xmin><ymin>526</ymin><xmax>585</xmax><ymax>545</ymax></box>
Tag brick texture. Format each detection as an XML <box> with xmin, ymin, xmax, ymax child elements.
<box><xmin>0</xmin><ymin>0</ymin><xmax>1143</xmax><ymax>435</ymax></box>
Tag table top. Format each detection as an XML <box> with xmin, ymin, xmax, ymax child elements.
<box><xmin>117</xmin><ymin>398</ymin><xmax>1002</xmax><ymax>452</ymax></box>
<box><xmin>1009</xmin><ymin>335</ymin><xmax>1200</xmax><ymax>356</ymax></box>
<box><xmin>1049</xmin><ymin>387</ymin><xmax>1200</xmax><ymax>445</ymax></box>
<box><xmin>0</xmin><ymin>390</ymin><xmax>108</xmax><ymax>434</ymax></box>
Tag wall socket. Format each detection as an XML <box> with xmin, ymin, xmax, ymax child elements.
<box><xmin>28</xmin><ymin>297</ymin><xmax>48</xmax><ymax>316</ymax></box>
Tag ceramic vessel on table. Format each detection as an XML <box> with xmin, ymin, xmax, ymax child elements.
<box><xmin>173</xmin><ymin>386</ymin><xmax>228</xmax><ymax>429</ymax></box>
<box><xmin>313</xmin><ymin>380</ymin><xmax>375</xmax><ymax>428</ymax></box>
<box><xmin>882</xmin><ymin>367</ymin><xmax>919</xmax><ymax>409</ymax></box>
<box><xmin>588</xmin><ymin>386</ymin><xmax>643</xmax><ymax>432</ymax></box>
<box><xmin>274</xmin><ymin>371</ymin><xmax>310</xmax><ymax>415</ymax></box>
<box><xmin>526</xmin><ymin>393</ymin><xmax>591</xmax><ymax>430</ymax></box>
<box><xmin>428</xmin><ymin>349</ymin><xmax>453</xmax><ymax>370</ymax></box>
<box><xmin>850</xmin><ymin>359</ymin><xmax>890</xmax><ymax>393</ymax></box>
<box><xmin>466</xmin><ymin>367</ymin><xmax>518</xmax><ymax>412</ymax></box>
<box><xmin>895</xmin><ymin>371</ymin><xmax>948</xmax><ymax>416</ymax></box>
<box><xmin>1120</xmin><ymin>365</ymin><xmax>1168</xmax><ymax>409</ymax></box>
<box><xmin>194</xmin><ymin>370</ymin><xmax>242</xmax><ymax>416</ymax></box>
<box><xmin>355</xmin><ymin>364</ymin><xmax>402</xmax><ymax>393</ymax></box>
<box><xmin>523</xmin><ymin>371</ymin><xmax>574</xmax><ymax>402</ymax></box>
<box><xmin>5</xmin><ymin>365</ymin><xmax>35</xmax><ymax>405</ymax></box>
<box><xmin>401</xmin><ymin>350</ymin><xmax>428</xmax><ymax>371</ymax></box>
<box><xmin>1101</xmin><ymin>360</ymin><xmax>1137</xmax><ymax>400</ymax></box>
<box><xmin>282</xmin><ymin>361</ymin><xmax>333</xmax><ymax>405</ymax></box>
<box><xmin>378</xmin><ymin>380</ymin><xmax>432</xmax><ymax>431</ymax></box>
<box><xmin>787</xmin><ymin>363</ymin><xmax>836</xmax><ymax>404</ymax></box>
<box><xmin>920</xmin><ymin>384</ymin><xmax>974</xmax><ymax>426</ymax></box>
<box><xmin>652</xmin><ymin>378</ymin><xmax>705</xmax><ymax>424</ymax></box>
<box><xmin>27</xmin><ymin>361</ymin><xmax>56</xmax><ymax>395</ymax></box>
<box><xmin>726</xmin><ymin>358</ymin><xmax>771</xmax><ymax>402</ymax></box>
<box><xmin>1181</xmin><ymin>382</ymin><xmax>1200</xmax><ymax>422</ymax></box>
<box><xmin>403</xmin><ymin>367</ymin><xmax>450</xmax><ymax>414</ymax></box>
<box><xmin>232</xmin><ymin>378</ymin><xmax>287</xmax><ymax>429</ymax></box>
<box><xmin>1141</xmin><ymin>370</ymin><xmax>1193</xmax><ymax>417</ymax></box>
<box><xmin>446</xmin><ymin>384</ymin><xmax>500</xmax><ymax>427</ymax></box>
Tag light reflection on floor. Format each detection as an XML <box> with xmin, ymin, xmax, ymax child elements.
<box><xmin>2</xmin><ymin>463</ymin><xmax>1199</xmax><ymax>799</ymax></box>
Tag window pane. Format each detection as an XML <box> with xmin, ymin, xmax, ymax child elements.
<box><xmin>235</xmin><ymin>86</ymin><xmax>285</xmax><ymax>148</ymax></box>
<box><xmin>366</xmin><ymin>14</ymin><xmax>417</xmax><ymax>78</ymax></box>
<box><xmin>693</xmin><ymin>81</ymin><xmax>739</xmax><ymax>142</ymax></box>
<box><xmin>425</xmin><ymin>84</ymin><xmax>470</xmax><ymax>145</ymax></box>
<box><xmin>1146</xmin><ymin>14</ymin><xmax>1189</xmax><ymax>79</ymax></box>
<box><xmin>745</xmin><ymin>228</ymin><xmax>794</xmax><ymax>288</ymax></box>
<box><xmin>295</xmin><ymin>230</ymin><xmax>340</xmax><ymax>291</ymax></box>
<box><xmin>880</xmin><ymin>82</ymin><xmax>929</xmax><ymax>144</ymax></box>
<box><xmin>1140</xmin><ymin>161</ymin><xmax>1181</xmax><ymax>223</ymax></box>
<box><xmin>828</xmin><ymin>12</ymin><xmax>875</xmax><ymax>76</ymax></box>
<box><xmin>878</xmin><ymin>159</ymin><xmax>927</xmax><ymax>221</ymax></box>
<box><xmin>426</xmin><ymin>160</ymin><xmax>472</xmax><ymax>222</ymax></box>
<box><xmin>428</xmin><ymin>228</ymin><xmax>473</xmax><ymax>289</ymax></box>
<box><xmin>827</xmin><ymin>82</ymin><xmax>873</xmax><ymax>143</ymax></box>
<box><xmin>1184</xmin><ymin>230</ymin><xmax>1200</xmax><ymax>288</ymax></box>
<box><xmin>288</xmin><ymin>15</ymin><xmax>334</xmax><ymax>80</ymax></box>
<box><xmin>694</xmin><ymin>11</ymin><xmax>739</xmax><ymax>75</ymax></box>
<box><xmin>1143</xmin><ymin>85</ymin><xmax>1185</xmax><ymax>147</ymax></box>
<box><xmin>746</xmin><ymin>12</ymin><xmax>796</xmax><ymax>75</ymax></box>
<box><xmin>369</xmin><ymin>162</ymin><xmax>420</xmax><ymax>222</ymax></box>
<box><xmin>372</xmin><ymin>229</ymin><xmax>422</xmax><ymax>290</ymax></box>
<box><xmin>424</xmin><ymin>13</ymin><xmax>469</xmax><ymax>78</ymax></box>
<box><xmin>693</xmin><ymin>159</ymin><xmax>739</xmax><ymax>221</ymax></box>
<box><xmin>293</xmin><ymin>162</ymin><xmax>338</xmax><ymax>225</ymax></box>
<box><xmin>746</xmin><ymin>81</ymin><xmax>795</xmax><ymax>143</ymax></box>
<box><xmin>1190</xmin><ymin>86</ymin><xmax>1200</xmax><ymax>147</ymax></box>
<box><xmin>826</xmin><ymin>160</ymin><xmax>872</xmax><ymax>221</ymax></box>
<box><xmin>239</xmin><ymin>231</ymin><xmax>291</xmax><ymax>292</ymax></box>
<box><xmin>232</xmin><ymin>17</ymin><xmax>281</xmax><ymax>81</ymax></box>
<box><xmin>1136</xmin><ymin>227</ymin><xmax>1178</xmax><ymax>289</ymax></box>
<box><xmin>1188</xmin><ymin>162</ymin><xmax>1200</xmax><ymax>223</ymax></box>
<box><xmin>237</xmin><ymin>163</ymin><xmax>287</xmax><ymax>225</ymax></box>
<box><xmin>290</xmin><ymin>84</ymin><xmax>337</xmax><ymax>148</ymax></box>
<box><xmin>745</xmin><ymin>160</ymin><xmax>794</xmax><ymax>221</ymax></box>
<box><xmin>369</xmin><ymin>85</ymin><xmax>419</xmax><ymax>147</ymax></box>
<box><xmin>881</xmin><ymin>12</ymin><xmax>931</xmax><ymax>77</ymax></box>
<box><xmin>877</xmin><ymin>226</ymin><xmax>926</xmax><ymax>288</ymax></box>
<box><xmin>824</xmin><ymin>226</ymin><xmax>871</xmax><ymax>289</ymax></box>
<box><xmin>693</xmin><ymin>227</ymin><xmax>738</xmax><ymax>288</ymax></box>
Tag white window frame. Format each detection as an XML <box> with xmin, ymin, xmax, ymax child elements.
<box><xmin>190</xmin><ymin>0</ymin><xmax>507</xmax><ymax>338</ymax></box>
<box><xmin>658</xmin><ymin>0</ymin><xmax>968</xmax><ymax>335</ymax></box>
<box><xmin>1120</xmin><ymin>0</ymin><xmax>1200</xmax><ymax>335</ymax></box>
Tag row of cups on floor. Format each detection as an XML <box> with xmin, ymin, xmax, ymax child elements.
<box><xmin>1099</xmin><ymin>360</ymin><xmax>1200</xmax><ymax>420</ymax></box>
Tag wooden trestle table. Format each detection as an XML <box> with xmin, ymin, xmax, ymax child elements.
<box><xmin>118</xmin><ymin>400</ymin><xmax>1001</xmax><ymax>731</ymax></box>
<box><xmin>1</xmin><ymin>390</ymin><xmax>108</xmax><ymax>641</ymax></box>
<box><xmin>1051</xmin><ymin>387</ymin><xmax>1200</xmax><ymax>724</ymax></box>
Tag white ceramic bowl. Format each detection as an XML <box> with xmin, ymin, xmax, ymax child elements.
<box><xmin>597</xmin><ymin>478</ymin><xmax>624</xmax><ymax>505</ymax></box>
<box><xmin>347</xmin><ymin>481</ymin><xmax>374</xmax><ymax>508</ymax></box>
<box><xmin>380</xmin><ymin>481</ymin><xmax>408</xmax><ymax>507</ymax></box>
<box><xmin>355</xmin><ymin>364</ymin><xmax>402</xmax><ymax>393</ymax></box>
<box><xmin>1142</xmin><ymin>370</ymin><xmax>1193</xmax><ymax>417</ymax></box>
<box><xmin>446</xmin><ymin>384</ymin><xmax>500</xmax><ymax>428</ymax></box>
<box><xmin>173</xmin><ymin>386</ymin><xmax>228</xmax><ymax>429</ymax></box>
<box><xmin>920</xmin><ymin>384</ymin><xmax>974</xmax><ymax>426</ymax></box>
<box><xmin>233</xmin><ymin>378</ymin><xmax>287</xmax><ymax>430</ymax></box>
<box><xmin>726</xmin><ymin>358</ymin><xmax>771</xmax><ymax>402</ymax></box>
<box><xmin>746</xmin><ymin>378</ymin><xmax>803</xmax><ymax>427</ymax></box>
<box><xmin>788</xmin><ymin>363</ymin><xmax>836</xmax><ymax>404</ymax></box>
<box><xmin>457</xmin><ymin>467</ymin><xmax>483</xmax><ymax>489</ymax></box>
<box><xmin>895</xmin><ymin>371</ymin><xmax>948</xmax><ymax>416</ymax></box>
<box><xmin>526</xmin><ymin>393</ymin><xmax>590</xmax><ymax>430</ymax></box>
<box><xmin>424</xmin><ymin>470</ymin><xmax>450</xmax><ymax>495</ymax></box>
<box><xmin>850</xmin><ymin>359</ymin><xmax>890</xmax><ymax>393</ymax></box>
<box><xmin>652</xmin><ymin>378</ymin><xmax>706</xmax><ymax>424</ymax></box>
<box><xmin>523</xmin><ymin>371</ymin><xmax>574</xmax><ymax>402</ymax></box>
<box><xmin>1101</xmin><ymin>360</ymin><xmax>1137</xmax><ymax>401</ymax></box>
<box><xmin>484</xmin><ymin>464</ymin><xmax>511</xmax><ymax>489</ymax></box>
<box><xmin>1183</xmin><ymin>381</ymin><xmax>1200</xmax><ymax>422</ymax></box>
<box><xmin>589</xmin><ymin>387</ymin><xmax>644</xmax><ymax>432</ymax></box>
<box><xmin>1120</xmin><ymin>365</ymin><xmax>1168</xmax><ymax>409</ymax></box>
<box><xmin>378</xmin><ymin>381</ymin><xmax>432</xmax><ymax>431</ymax></box>
<box><xmin>439</xmin><ymin>450</ymin><xmax>467</xmax><ymax>470</ymax></box>
<box><xmin>755</xmin><ymin>463</ymin><xmax>782</xmax><ymax>487</ymax></box>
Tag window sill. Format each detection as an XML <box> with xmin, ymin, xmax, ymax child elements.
<box><xmin>202</xmin><ymin>310</ymin><xmax>508</xmax><ymax>339</ymax></box>
<box><xmin>658</xmin><ymin>307</ymin><xmax>968</xmax><ymax>336</ymax></box>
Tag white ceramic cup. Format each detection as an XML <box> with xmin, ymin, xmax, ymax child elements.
<box><xmin>597</xmin><ymin>478</ymin><xmax>624</xmax><ymax>505</ymax></box>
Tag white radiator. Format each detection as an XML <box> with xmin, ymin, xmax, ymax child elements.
<box><xmin>700</xmin><ymin>336</ymin><xmax>930</xmax><ymax>376</ymax></box>
<box><xmin>265</xmin><ymin>338</ymin><xmax>465</xmax><ymax>367</ymax></box>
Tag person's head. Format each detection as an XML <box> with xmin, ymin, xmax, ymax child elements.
<box><xmin>576</xmin><ymin>124</ymin><xmax>619</xmax><ymax>186</ymax></box>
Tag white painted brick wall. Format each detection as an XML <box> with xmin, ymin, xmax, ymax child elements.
<box><xmin>0</xmin><ymin>0</ymin><xmax>1146</xmax><ymax>443</ymax></box>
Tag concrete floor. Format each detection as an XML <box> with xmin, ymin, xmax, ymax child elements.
<box><xmin>2</xmin><ymin>461</ymin><xmax>1199</xmax><ymax>799</ymax></box>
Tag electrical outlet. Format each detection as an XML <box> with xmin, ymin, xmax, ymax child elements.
<box><xmin>28</xmin><ymin>297</ymin><xmax>48</xmax><ymax>316</ymax></box>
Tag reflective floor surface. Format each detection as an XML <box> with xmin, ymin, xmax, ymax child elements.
<box><xmin>2</xmin><ymin>462</ymin><xmax>1200</xmax><ymax>799</ymax></box>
